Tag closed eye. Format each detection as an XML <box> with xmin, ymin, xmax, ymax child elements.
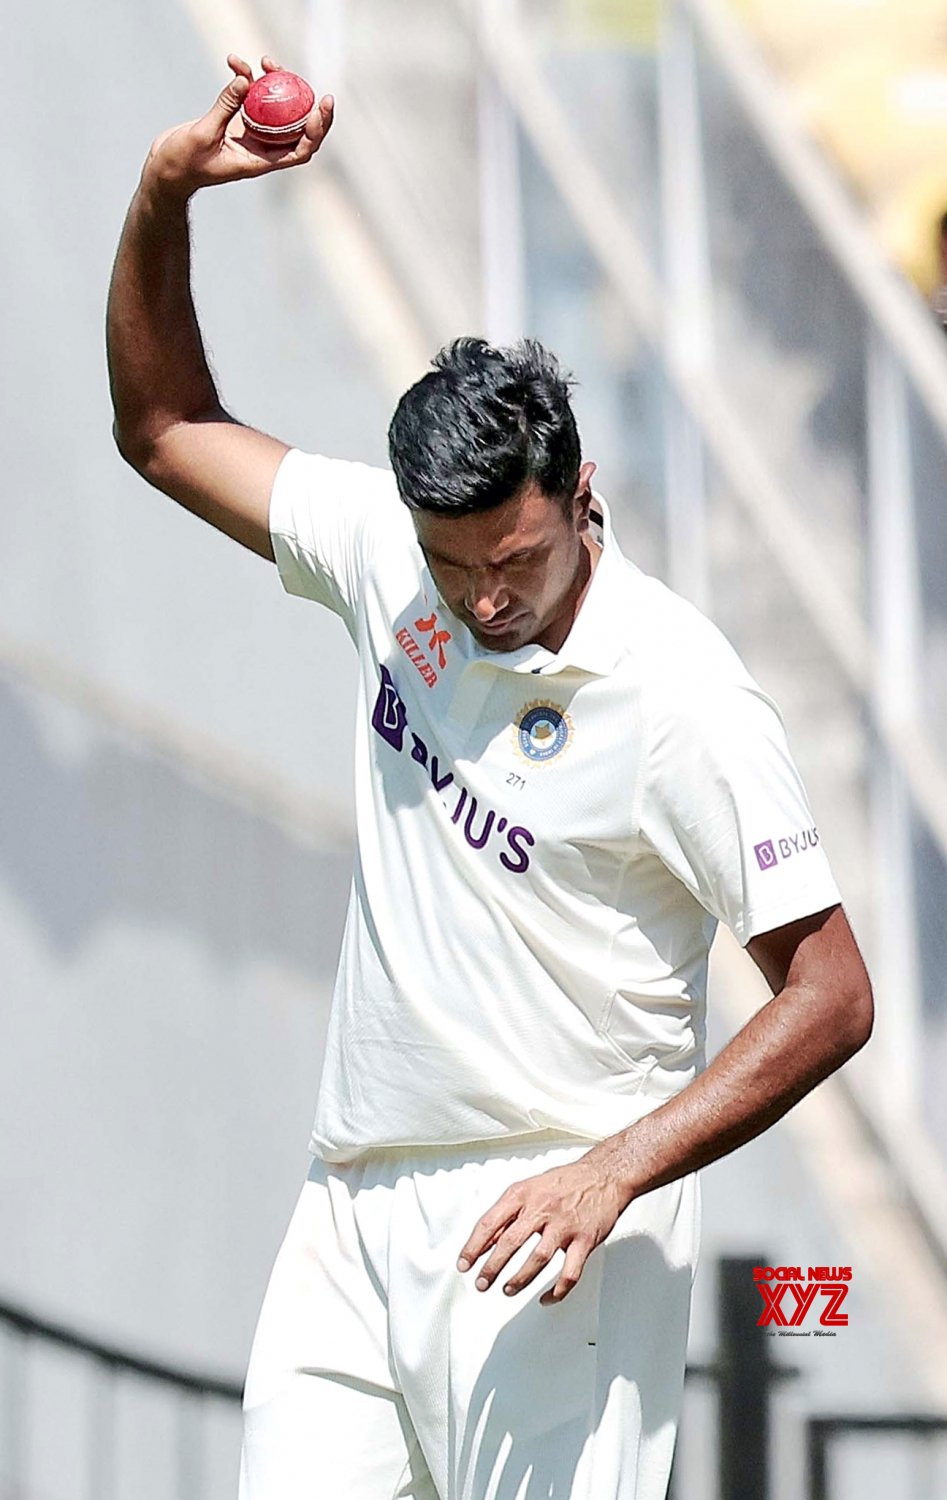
<box><xmin>438</xmin><ymin>548</ymin><xmax>542</xmax><ymax>569</ymax></box>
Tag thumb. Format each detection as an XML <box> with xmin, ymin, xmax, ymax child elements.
<box><xmin>205</xmin><ymin>73</ymin><xmax>250</xmax><ymax>135</ymax></box>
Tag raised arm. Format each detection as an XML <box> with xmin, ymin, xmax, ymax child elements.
<box><xmin>106</xmin><ymin>54</ymin><xmax>335</xmax><ymax>560</ymax></box>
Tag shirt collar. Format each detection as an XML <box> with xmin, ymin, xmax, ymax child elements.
<box><xmin>545</xmin><ymin>489</ymin><xmax>626</xmax><ymax>676</ymax></box>
<box><xmin>449</xmin><ymin>489</ymin><xmax>626</xmax><ymax>678</ymax></box>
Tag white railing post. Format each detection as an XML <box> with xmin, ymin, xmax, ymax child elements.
<box><xmin>658</xmin><ymin>1</ymin><xmax>712</xmax><ymax>612</ymax></box>
<box><xmin>867</xmin><ymin>331</ymin><xmax>924</xmax><ymax>1124</ymax></box>
<box><xmin>475</xmin><ymin>0</ymin><xmax>527</xmax><ymax>344</ymax></box>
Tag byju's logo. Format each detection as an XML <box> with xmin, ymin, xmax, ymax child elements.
<box><xmin>754</xmin><ymin>839</ymin><xmax>777</xmax><ymax>871</ymax></box>
<box><xmin>370</xmin><ymin>666</ymin><xmax>536</xmax><ymax>874</ymax></box>
<box><xmin>754</xmin><ymin>827</ymin><xmax>820</xmax><ymax>872</ymax></box>
<box><xmin>372</xmin><ymin>669</ymin><xmax>408</xmax><ymax>749</ymax></box>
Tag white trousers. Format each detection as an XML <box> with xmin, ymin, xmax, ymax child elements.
<box><xmin>238</xmin><ymin>1135</ymin><xmax>700</xmax><ymax>1500</ymax></box>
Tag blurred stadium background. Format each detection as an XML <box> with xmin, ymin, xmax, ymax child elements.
<box><xmin>2</xmin><ymin>0</ymin><xmax>947</xmax><ymax>1495</ymax></box>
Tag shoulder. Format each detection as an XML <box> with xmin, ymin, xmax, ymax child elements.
<box><xmin>611</xmin><ymin>563</ymin><xmax>757</xmax><ymax>689</ymax></box>
<box><xmin>273</xmin><ymin>449</ymin><xmax>407</xmax><ymax>522</ymax></box>
<box><xmin>624</xmin><ymin>571</ymin><xmax>786</xmax><ymax>748</ymax></box>
<box><xmin>269</xmin><ymin>449</ymin><xmax>419</xmax><ymax>573</ymax></box>
<box><xmin>267</xmin><ymin>449</ymin><xmax>420</xmax><ymax>613</ymax></box>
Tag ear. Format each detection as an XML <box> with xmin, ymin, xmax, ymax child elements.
<box><xmin>577</xmin><ymin>460</ymin><xmax>597</xmax><ymax>494</ymax></box>
<box><xmin>572</xmin><ymin>461</ymin><xmax>597</xmax><ymax>530</ymax></box>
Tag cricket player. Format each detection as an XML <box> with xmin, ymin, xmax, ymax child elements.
<box><xmin>106</xmin><ymin>57</ymin><xmax>874</xmax><ymax>1500</ymax></box>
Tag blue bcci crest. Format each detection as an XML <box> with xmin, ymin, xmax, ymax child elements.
<box><xmin>514</xmin><ymin>700</ymin><xmax>574</xmax><ymax>764</ymax></box>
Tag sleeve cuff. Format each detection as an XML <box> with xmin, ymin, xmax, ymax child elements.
<box><xmin>736</xmin><ymin>881</ymin><xmax>844</xmax><ymax>946</ymax></box>
<box><xmin>268</xmin><ymin>448</ymin><xmax>316</xmax><ymax>600</ymax></box>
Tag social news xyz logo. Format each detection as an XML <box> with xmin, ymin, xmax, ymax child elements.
<box><xmin>754</xmin><ymin>826</ymin><xmax>821</xmax><ymax>872</ymax></box>
<box><xmin>371</xmin><ymin>666</ymin><xmax>536</xmax><ymax>874</ymax></box>
<box><xmin>754</xmin><ymin>1265</ymin><xmax>852</xmax><ymax>1331</ymax></box>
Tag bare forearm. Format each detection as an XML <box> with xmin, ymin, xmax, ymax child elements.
<box><xmin>106</xmin><ymin>173</ymin><xmax>223</xmax><ymax>458</ymax></box>
<box><xmin>107</xmin><ymin>56</ymin><xmax>333</xmax><ymax>464</ymax></box>
<box><xmin>587</xmin><ymin>978</ymin><xmax>870</xmax><ymax>1202</ymax></box>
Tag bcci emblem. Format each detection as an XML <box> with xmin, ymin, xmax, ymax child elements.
<box><xmin>514</xmin><ymin>700</ymin><xmax>574</xmax><ymax>764</ymax></box>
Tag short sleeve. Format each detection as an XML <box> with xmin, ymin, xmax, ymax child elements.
<box><xmin>637</xmin><ymin>676</ymin><xmax>842</xmax><ymax>945</ymax></box>
<box><xmin>268</xmin><ymin>448</ymin><xmax>399</xmax><ymax>627</ymax></box>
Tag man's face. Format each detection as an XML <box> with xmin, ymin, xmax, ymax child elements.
<box><xmin>413</xmin><ymin>460</ymin><xmax>597</xmax><ymax>654</ymax></box>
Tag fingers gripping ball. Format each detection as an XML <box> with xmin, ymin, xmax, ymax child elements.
<box><xmin>241</xmin><ymin>70</ymin><xmax>316</xmax><ymax>145</ymax></box>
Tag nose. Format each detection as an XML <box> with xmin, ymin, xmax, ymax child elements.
<box><xmin>465</xmin><ymin>572</ymin><xmax>510</xmax><ymax>622</ymax></box>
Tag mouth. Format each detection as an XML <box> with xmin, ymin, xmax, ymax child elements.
<box><xmin>471</xmin><ymin>611</ymin><xmax>527</xmax><ymax>637</ymax></box>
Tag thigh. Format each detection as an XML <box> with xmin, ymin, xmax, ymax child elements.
<box><xmin>238</xmin><ymin>1372</ymin><xmax>438</xmax><ymax>1500</ymax></box>
<box><xmin>570</xmin><ymin>1173</ymin><xmax>698</xmax><ymax>1500</ymax></box>
<box><xmin>242</xmin><ymin>1161</ymin><xmax>393</xmax><ymax>1410</ymax></box>
<box><xmin>394</xmin><ymin>1144</ymin><xmax>699</xmax><ymax>1500</ymax></box>
<box><xmin>459</xmin><ymin>1176</ymin><xmax>696</xmax><ymax>1500</ymax></box>
<box><xmin>238</xmin><ymin>1161</ymin><xmax>439</xmax><ymax>1500</ymax></box>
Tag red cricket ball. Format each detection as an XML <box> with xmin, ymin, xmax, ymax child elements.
<box><xmin>241</xmin><ymin>70</ymin><xmax>316</xmax><ymax>145</ymax></box>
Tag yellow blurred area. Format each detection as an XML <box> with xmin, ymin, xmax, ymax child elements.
<box><xmin>563</xmin><ymin>0</ymin><xmax>660</xmax><ymax>49</ymax></box>
<box><xmin>731</xmin><ymin>0</ymin><xmax>947</xmax><ymax>295</ymax></box>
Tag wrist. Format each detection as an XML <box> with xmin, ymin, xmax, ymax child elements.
<box><xmin>139</xmin><ymin>158</ymin><xmax>197</xmax><ymax>211</ymax></box>
<box><xmin>584</xmin><ymin>1133</ymin><xmax>641</xmax><ymax>1207</ymax></box>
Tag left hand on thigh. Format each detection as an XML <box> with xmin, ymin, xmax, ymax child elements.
<box><xmin>456</xmin><ymin>1156</ymin><xmax>629</xmax><ymax>1304</ymax></box>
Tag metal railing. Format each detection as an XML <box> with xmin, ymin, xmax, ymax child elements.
<box><xmin>5</xmin><ymin>1256</ymin><xmax>942</xmax><ymax>1499</ymax></box>
<box><xmin>807</xmin><ymin>1415</ymin><xmax>947</xmax><ymax>1500</ymax></box>
<box><xmin>0</xmin><ymin>1295</ymin><xmax>242</xmax><ymax>1500</ymax></box>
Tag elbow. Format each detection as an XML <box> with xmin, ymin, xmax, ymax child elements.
<box><xmin>112</xmin><ymin>419</ymin><xmax>153</xmax><ymax>474</ymax></box>
<box><xmin>858</xmin><ymin>979</ymin><xmax>875</xmax><ymax>1049</ymax></box>
<box><xmin>842</xmin><ymin>977</ymin><xmax>874</xmax><ymax>1060</ymax></box>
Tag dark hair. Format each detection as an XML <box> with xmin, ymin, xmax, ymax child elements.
<box><xmin>387</xmin><ymin>336</ymin><xmax>581</xmax><ymax>515</ymax></box>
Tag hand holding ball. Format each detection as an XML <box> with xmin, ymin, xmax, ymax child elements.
<box><xmin>241</xmin><ymin>70</ymin><xmax>316</xmax><ymax>145</ymax></box>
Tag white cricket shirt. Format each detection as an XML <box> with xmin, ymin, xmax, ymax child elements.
<box><xmin>269</xmin><ymin>449</ymin><xmax>842</xmax><ymax>1163</ymax></box>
